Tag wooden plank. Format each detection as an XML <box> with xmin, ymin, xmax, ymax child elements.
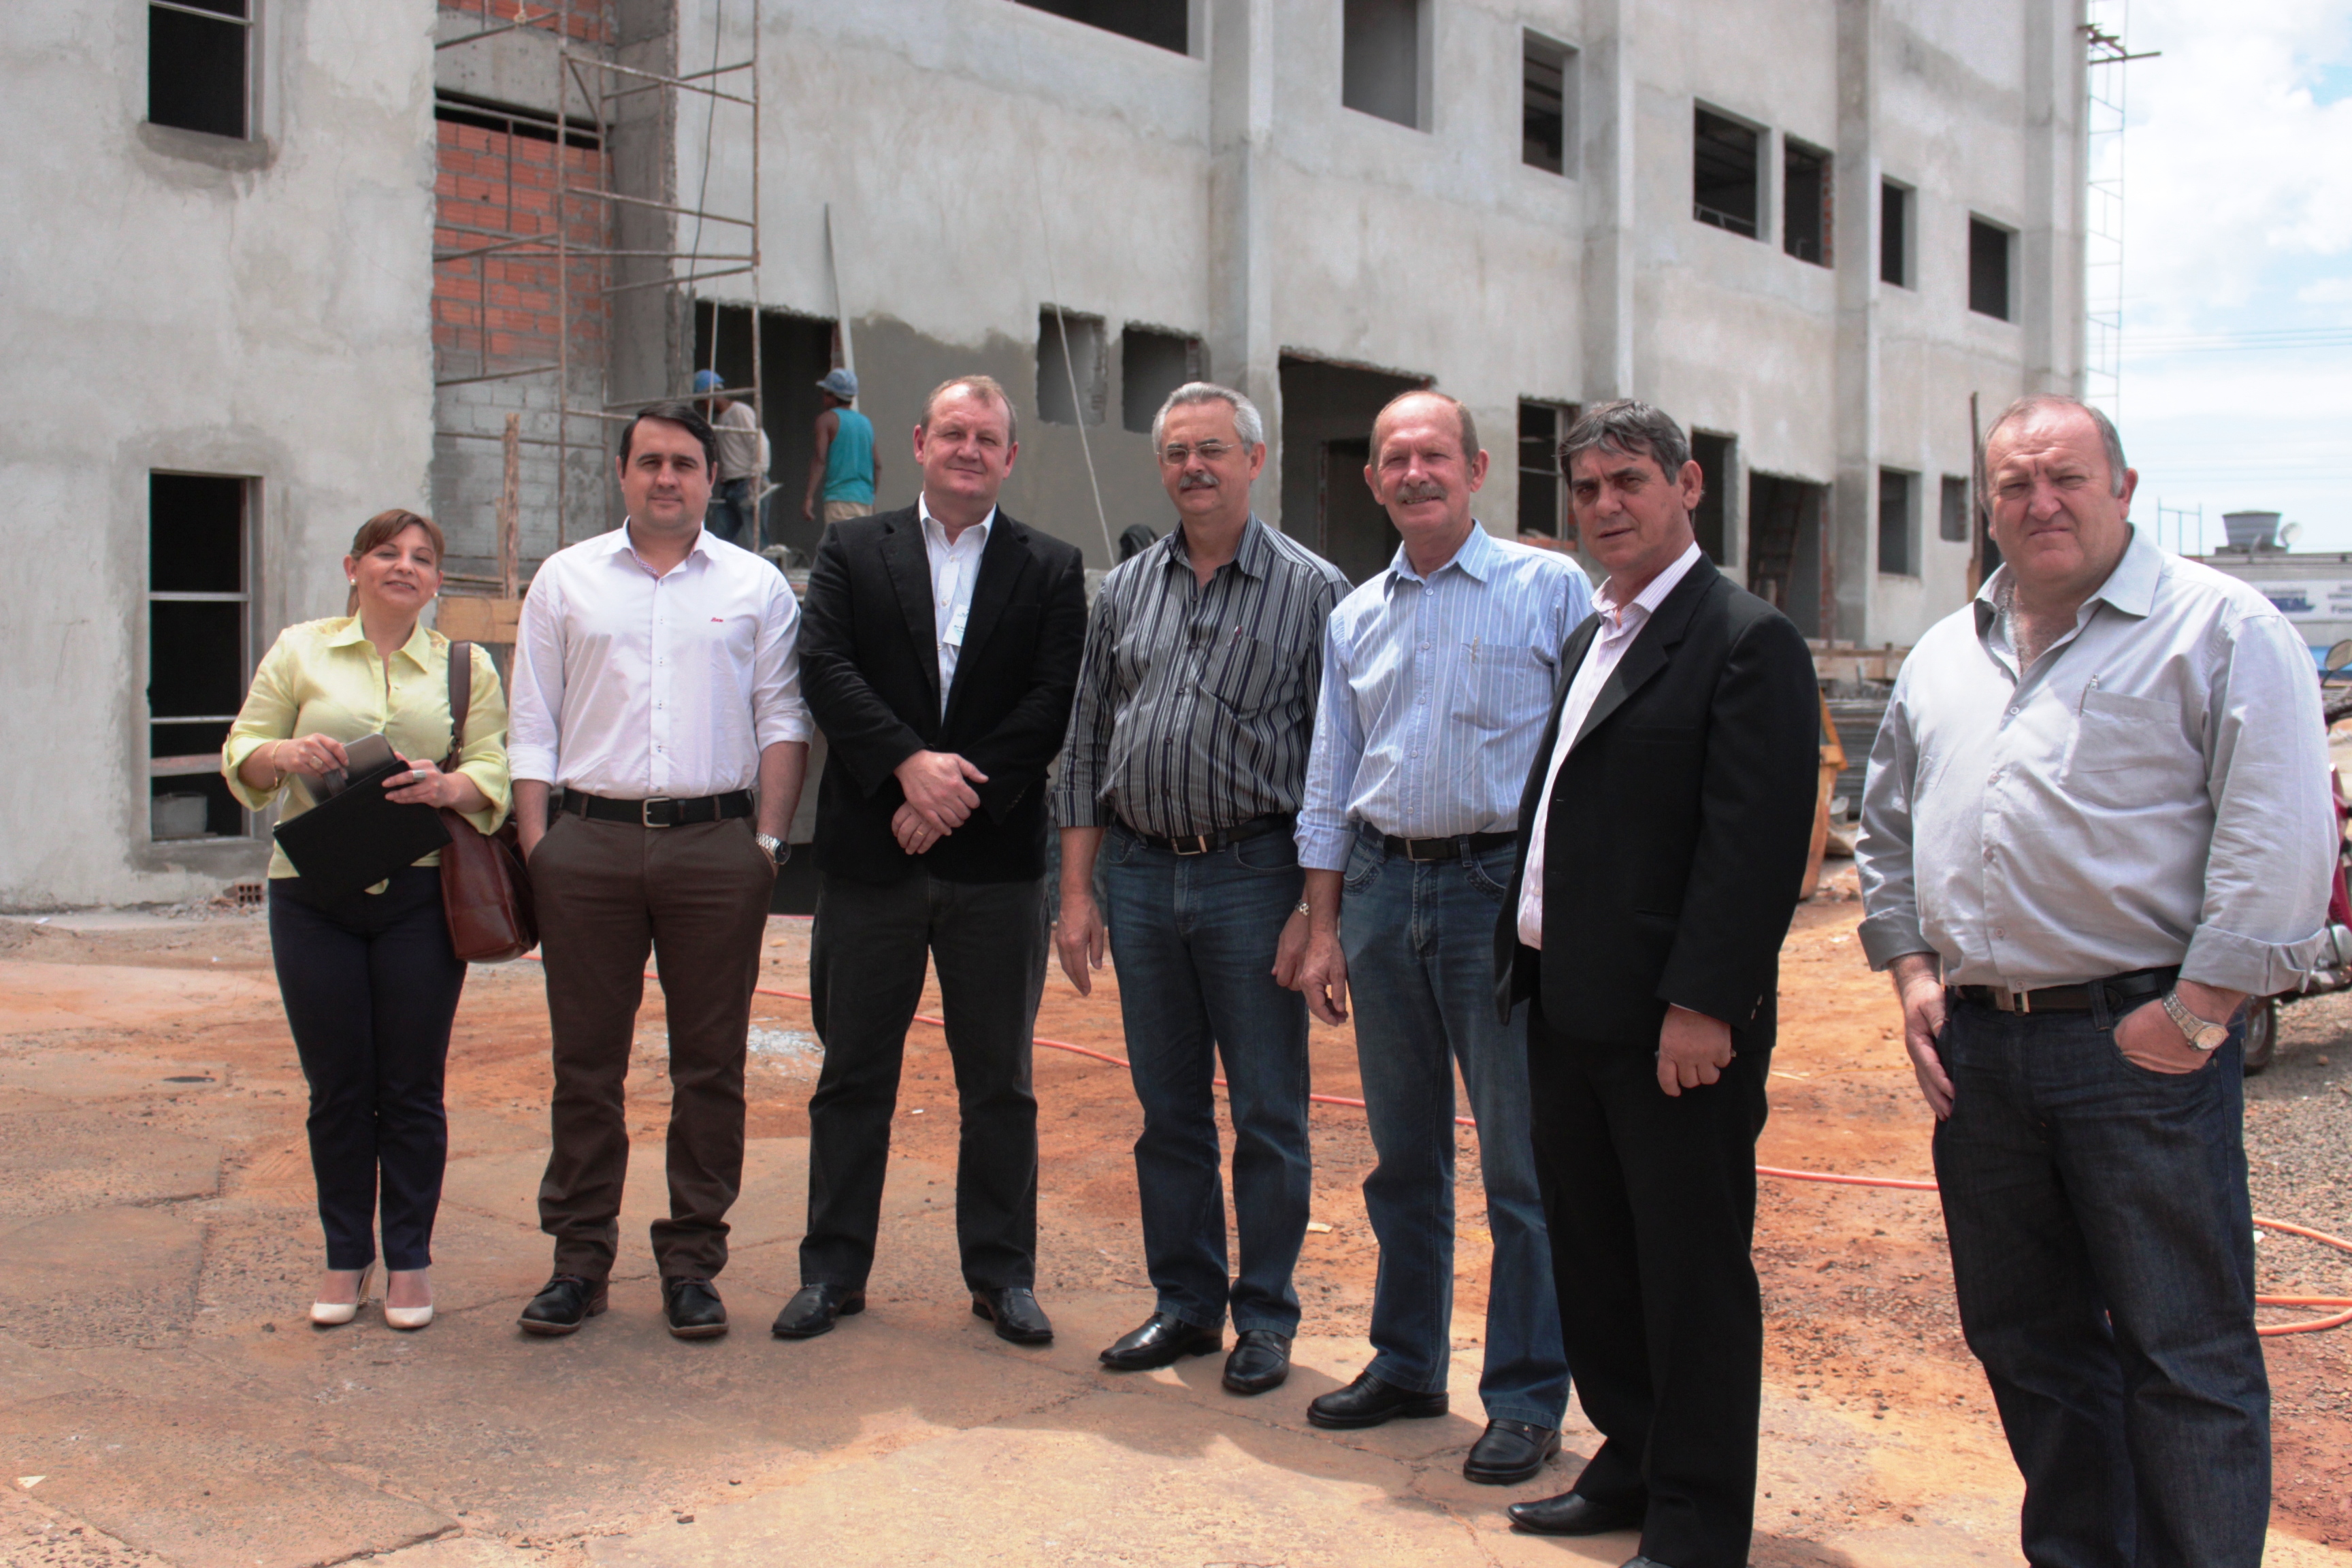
<box><xmin>436</xmin><ymin>596</ymin><xmax>523</xmax><ymax>644</ymax></box>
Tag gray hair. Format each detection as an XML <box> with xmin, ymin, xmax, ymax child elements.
<box><xmin>1984</xmin><ymin>393</ymin><xmax>2128</xmax><ymax>497</ymax></box>
<box><xmin>1371</xmin><ymin>389</ymin><xmax>1480</xmax><ymax>464</ymax></box>
<box><xmin>1559</xmin><ymin>399</ymin><xmax>1692</xmax><ymax>482</ymax></box>
<box><xmin>1152</xmin><ymin>382</ymin><xmax>1265</xmax><ymax>452</ymax></box>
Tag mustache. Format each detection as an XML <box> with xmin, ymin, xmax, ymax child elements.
<box><xmin>1178</xmin><ymin>471</ymin><xmax>1220</xmax><ymax>491</ymax></box>
<box><xmin>1391</xmin><ymin>480</ymin><xmax>1446</xmax><ymax>504</ymax></box>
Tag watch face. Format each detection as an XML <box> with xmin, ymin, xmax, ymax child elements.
<box><xmin>2196</xmin><ymin>1022</ymin><xmax>2230</xmax><ymax>1051</ymax></box>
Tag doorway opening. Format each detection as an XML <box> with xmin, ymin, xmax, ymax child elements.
<box><xmin>1279</xmin><ymin>355</ymin><xmax>1427</xmax><ymax>583</ymax></box>
<box><xmin>693</xmin><ymin>301</ymin><xmax>839</xmax><ymax>559</ymax></box>
<box><xmin>1746</xmin><ymin>472</ymin><xmax>1829</xmax><ymax>638</ymax></box>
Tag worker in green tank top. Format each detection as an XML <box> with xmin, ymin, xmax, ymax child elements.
<box><xmin>804</xmin><ymin>367</ymin><xmax>880</xmax><ymax>530</ymax></box>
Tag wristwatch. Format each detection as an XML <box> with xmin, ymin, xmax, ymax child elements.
<box><xmin>2159</xmin><ymin>990</ymin><xmax>2230</xmax><ymax>1052</ymax></box>
<box><xmin>755</xmin><ymin>832</ymin><xmax>788</xmax><ymax>865</ymax></box>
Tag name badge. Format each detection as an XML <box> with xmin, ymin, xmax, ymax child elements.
<box><xmin>945</xmin><ymin>603</ymin><xmax>970</xmax><ymax>649</ymax></box>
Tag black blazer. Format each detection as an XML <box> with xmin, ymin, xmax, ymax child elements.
<box><xmin>798</xmin><ymin>505</ymin><xmax>1088</xmax><ymax>885</ymax></box>
<box><xmin>1492</xmin><ymin>554</ymin><xmax>1819</xmax><ymax>1042</ymax></box>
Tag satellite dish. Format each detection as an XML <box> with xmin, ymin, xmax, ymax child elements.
<box><xmin>2281</xmin><ymin>521</ymin><xmax>2303</xmax><ymax>548</ymax></box>
<box><xmin>2326</xmin><ymin>639</ymin><xmax>2352</xmax><ymax>674</ymax></box>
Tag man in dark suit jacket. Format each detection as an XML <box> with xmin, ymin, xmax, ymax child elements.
<box><xmin>772</xmin><ymin>374</ymin><xmax>1088</xmax><ymax>1347</ymax></box>
<box><xmin>1492</xmin><ymin>402</ymin><xmax>1818</xmax><ymax>1568</ymax></box>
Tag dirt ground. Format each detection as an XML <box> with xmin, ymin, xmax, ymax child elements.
<box><xmin>0</xmin><ymin>864</ymin><xmax>2347</xmax><ymax>1566</ymax></box>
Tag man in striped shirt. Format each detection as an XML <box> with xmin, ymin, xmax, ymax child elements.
<box><xmin>1290</xmin><ymin>390</ymin><xmax>1589</xmax><ymax>1482</ymax></box>
<box><xmin>1055</xmin><ymin>382</ymin><xmax>1351</xmax><ymax>1399</ymax></box>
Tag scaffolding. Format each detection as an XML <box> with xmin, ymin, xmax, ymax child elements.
<box><xmin>431</xmin><ymin>0</ymin><xmax>763</xmax><ymax>580</ymax></box>
<box><xmin>2082</xmin><ymin>4</ymin><xmax>2156</xmax><ymax>419</ymax></box>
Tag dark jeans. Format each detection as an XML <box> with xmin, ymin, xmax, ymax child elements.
<box><xmin>708</xmin><ymin>477</ymin><xmax>755</xmax><ymax>547</ymax></box>
<box><xmin>268</xmin><ymin>868</ymin><xmax>467</xmax><ymax>1271</ymax></box>
<box><xmin>1341</xmin><ymin>830</ymin><xmax>1567</xmax><ymax>1427</ymax></box>
<box><xmin>802</xmin><ymin>870</ymin><xmax>1047</xmax><ymax>1290</ymax></box>
<box><xmin>1098</xmin><ymin>823</ymin><xmax>1311</xmax><ymax>1335</ymax></box>
<box><xmin>529</xmin><ymin>812</ymin><xmax>777</xmax><ymax>1283</ymax></box>
<box><xmin>1527</xmin><ymin>1002</ymin><xmax>1771</xmax><ymax>1568</ymax></box>
<box><xmin>1936</xmin><ymin>996</ymin><xmax>2267</xmax><ymax>1568</ymax></box>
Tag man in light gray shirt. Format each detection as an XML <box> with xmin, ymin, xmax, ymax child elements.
<box><xmin>1857</xmin><ymin>393</ymin><xmax>2333</xmax><ymax>1568</ymax></box>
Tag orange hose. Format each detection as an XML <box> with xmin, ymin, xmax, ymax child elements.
<box><xmin>532</xmin><ymin>957</ymin><xmax>2352</xmax><ymax>1336</ymax></box>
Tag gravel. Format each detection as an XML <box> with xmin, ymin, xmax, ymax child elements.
<box><xmin>2244</xmin><ymin>989</ymin><xmax>2352</xmax><ymax>1299</ymax></box>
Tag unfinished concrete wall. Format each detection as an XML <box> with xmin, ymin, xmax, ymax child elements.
<box><xmin>1</xmin><ymin>1</ymin><xmax>438</xmax><ymax>908</ymax></box>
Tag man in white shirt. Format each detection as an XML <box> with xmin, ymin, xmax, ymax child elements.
<box><xmin>1857</xmin><ymin>395</ymin><xmax>2332</xmax><ymax>1567</ymax></box>
<box><xmin>772</xmin><ymin>376</ymin><xmax>1087</xmax><ymax>1345</ymax></box>
<box><xmin>508</xmin><ymin>399</ymin><xmax>810</xmax><ymax>1341</ymax></box>
<box><xmin>696</xmin><ymin>369</ymin><xmax>765</xmax><ymax>549</ymax></box>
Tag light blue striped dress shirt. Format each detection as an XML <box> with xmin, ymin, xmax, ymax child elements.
<box><xmin>1296</xmin><ymin>523</ymin><xmax>1593</xmax><ymax>871</ymax></box>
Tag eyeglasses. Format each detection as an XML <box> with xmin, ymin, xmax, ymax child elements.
<box><xmin>1159</xmin><ymin>440</ymin><xmax>1239</xmax><ymax>467</ymax></box>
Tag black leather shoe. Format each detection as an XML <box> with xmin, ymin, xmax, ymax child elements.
<box><xmin>1463</xmin><ymin>1418</ymin><xmax>1561</xmax><ymax>1484</ymax></box>
<box><xmin>770</xmin><ymin>1282</ymin><xmax>865</xmax><ymax>1339</ymax></box>
<box><xmin>1506</xmin><ymin>1490</ymin><xmax>1645</xmax><ymax>1535</ymax></box>
<box><xmin>1619</xmin><ymin>1558</ymin><xmax>1672</xmax><ymax>1567</ymax></box>
<box><xmin>1221</xmin><ymin>1329</ymin><xmax>1292</xmax><ymax>1395</ymax></box>
<box><xmin>518</xmin><ymin>1274</ymin><xmax>607</xmax><ymax>1337</ymax></box>
<box><xmin>1098</xmin><ymin>1312</ymin><xmax>1222</xmax><ymax>1371</ymax></box>
<box><xmin>972</xmin><ymin>1286</ymin><xmax>1054</xmax><ymax>1345</ymax></box>
<box><xmin>661</xmin><ymin>1277</ymin><xmax>728</xmax><ymax>1340</ymax></box>
<box><xmin>1305</xmin><ymin>1368</ymin><xmax>1449</xmax><ymax>1429</ymax></box>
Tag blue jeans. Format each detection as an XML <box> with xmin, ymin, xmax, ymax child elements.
<box><xmin>1342</xmin><ymin>830</ymin><xmax>1568</xmax><ymax>1427</ymax></box>
<box><xmin>1936</xmin><ymin>995</ymin><xmax>2266</xmax><ymax>1568</ymax></box>
<box><xmin>707</xmin><ymin>477</ymin><xmax>755</xmax><ymax>547</ymax></box>
<box><xmin>1098</xmin><ymin>823</ymin><xmax>1311</xmax><ymax>1335</ymax></box>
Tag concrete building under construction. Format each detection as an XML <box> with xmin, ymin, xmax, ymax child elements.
<box><xmin>3</xmin><ymin>0</ymin><xmax>2088</xmax><ymax>906</ymax></box>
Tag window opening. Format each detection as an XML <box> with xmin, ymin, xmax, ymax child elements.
<box><xmin>1122</xmin><ymin>328</ymin><xmax>1205</xmax><ymax>436</ymax></box>
<box><xmin>1279</xmin><ymin>355</ymin><xmax>1426</xmax><ymax>584</ymax></box>
<box><xmin>1522</xmin><ymin>34</ymin><xmax>1575</xmax><ymax>174</ymax></box>
<box><xmin>1878</xmin><ymin>468</ymin><xmax>1918</xmax><ymax>576</ymax></box>
<box><xmin>434</xmin><ymin>91</ymin><xmax>603</xmax><ymax>152</ymax></box>
<box><xmin>148</xmin><ymin>0</ymin><xmax>250</xmax><ymax>140</ymax></box>
<box><xmin>149</xmin><ymin>472</ymin><xmax>252</xmax><ymax>841</ymax></box>
<box><xmin>1517</xmin><ymin>402</ymin><xmax>1575</xmax><ymax>538</ymax></box>
<box><xmin>1940</xmin><ymin>475</ymin><xmax>1970</xmax><ymax>543</ymax></box>
<box><xmin>1693</xmin><ymin>108</ymin><xmax>1760</xmax><ymax>238</ymax></box>
<box><xmin>1343</xmin><ymin>0</ymin><xmax>1422</xmax><ymax>130</ymax></box>
<box><xmin>1013</xmin><ymin>0</ymin><xmax>1187</xmax><ymax>54</ymax></box>
<box><xmin>1880</xmin><ymin>181</ymin><xmax>1910</xmax><ymax>287</ymax></box>
<box><xmin>1690</xmin><ymin>432</ymin><xmax>1735</xmax><ymax>564</ymax></box>
<box><xmin>1039</xmin><ymin>308</ymin><xmax>1109</xmax><ymax>427</ymax></box>
<box><xmin>1969</xmin><ymin>218</ymin><xmax>2012</xmax><ymax>321</ymax></box>
<box><xmin>1747</xmin><ymin>473</ymin><xmax>1828</xmax><ymax>638</ymax></box>
<box><xmin>1783</xmin><ymin>140</ymin><xmax>1831</xmax><ymax>265</ymax></box>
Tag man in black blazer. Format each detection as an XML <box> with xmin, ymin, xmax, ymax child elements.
<box><xmin>1493</xmin><ymin>402</ymin><xmax>1818</xmax><ymax>1568</ymax></box>
<box><xmin>772</xmin><ymin>374</ymin><xmax>1088</xmax><ymax>1346</ymax></box>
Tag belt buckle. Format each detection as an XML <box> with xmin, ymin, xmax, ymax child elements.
<box><xmin>1173</xmin><ymin>833</ymin><xmax>1211</xmax><ymax>856</ymax></box>
<box><xmin>1993</xmin><ymin>985</ymin><xmax>2031</xmax><ymax>1015</ymax></box>
<box><xmin>640</xmin><ymin>796</ymin><xmax>676</xmax><ymax>828</ymax></box>
<box><xmin>1404</xmin><ymin>838</ymin><xmax>1441</xmax><ymax>863</ymax></box>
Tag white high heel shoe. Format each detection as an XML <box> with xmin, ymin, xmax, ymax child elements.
<box><xmin>310</xmin><ymin>1263</ymin><xmax>375</xmax><ymax>1326</ymax></box>
<box><xmin>383</xmin><ymin>1270</ymin><xmax>433</xmax><ymax>1331</ymax></box>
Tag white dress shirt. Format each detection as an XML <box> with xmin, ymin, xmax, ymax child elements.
<box><xmin>1857</xmin><ymin>527</ymin><xmax>2333</xmax><ymax>994</ymax></box>
<box><xmin>507</xmin><ymin>522</ymin><xmax>811</xmax><ymax>799</ymax></box>
<box><xmin>918</xmin><ymin>495</ymin><xmax>994</xmax><ymax>716</ymax></box>
<box><xmin>1516</xmin><ymin>541</ymin><xmax>1705</xmax><ymax>948</ymax></box>
<box><xmin>1295</xmin><ymin>523</ymin><xmax>1591</xmax><ymax>868</ymax></box>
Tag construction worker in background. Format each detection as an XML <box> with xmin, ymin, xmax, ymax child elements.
<box><xmin>806</xmin><ymin>367</ymin><xmax>879</xmax><ymax>530</ymax></box>
<box><xmin>694</xmin><ymin>368</ymin><xmax>763</xmax><ymax>549</ymax></box>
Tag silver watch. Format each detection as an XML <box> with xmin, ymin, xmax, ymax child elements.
<box><xmin>755</xmin><ymin>832</ymin><xmax>787</xmax><ymax>864</ymax></box>
<box><xmin>2159</xmin><ymin>990</ymin><xmax>2230</xmax><ymax>1052</ymax></box>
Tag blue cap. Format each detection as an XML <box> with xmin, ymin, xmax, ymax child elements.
<box><xmin>817</xmin><ymin>368</ymin><xmax>859</xmax><ymax>401</ymax></box>
<box><xmin>692</xmin><ymin>369</ymin><xmax>724</xmax><ymax>394</ymax></box>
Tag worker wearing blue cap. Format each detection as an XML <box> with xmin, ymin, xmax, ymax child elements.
<box><xmin>693</xmin><ymin>368</ymin><xmax>765</xmax><ymax>548</ymax></box>
<box><xmin>805</xmin><ymin>366</ymin><xmax>878</xmax><ymax>532</ymax></box>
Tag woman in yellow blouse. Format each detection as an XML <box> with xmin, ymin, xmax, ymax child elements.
<box><xmin>223</xmin><ymin>509</ymin><xmax>511</xmax><ymax>1331</ymax></box>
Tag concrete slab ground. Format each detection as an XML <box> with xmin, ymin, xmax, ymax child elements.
<box><xmin>0</xmin><ymin>907</ymin><xmax>2347</xmax><ymax>1568</ymax></box>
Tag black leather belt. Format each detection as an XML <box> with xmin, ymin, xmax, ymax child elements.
<box><xmin>561</xmin><ymin>789</ymin><xmax>754</xmax><ymax>828</ymax></box>
<box><xmin>1126</xmin><ymin>815</ymin><xmax>1293</xmax><ymax>856</ymax></box>
<box><xmin>1371</xmin><ymin>829</ymin><xmax>1518</xmax><ymax>863</ymax></box>
<box><xmin>1952</xmin><ymin>966</ymin><xmax>2178</xmax><ymax>1015</ymax></box>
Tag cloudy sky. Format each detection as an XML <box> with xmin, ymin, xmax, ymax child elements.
<box><xmin>2114</xmin><ymin>0</ymin><xmax>2352</xmax><ymax>552</ymax></box>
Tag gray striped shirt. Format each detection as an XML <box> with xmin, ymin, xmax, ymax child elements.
<box><xmin>1056</xmin><ymin>516</ymin><xmax>1352</xmax><ymax>838</ymax></box>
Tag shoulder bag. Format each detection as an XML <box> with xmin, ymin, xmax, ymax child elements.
<box><xmin>438</xmin><ymin>641</ymin><xmax>538</xmax><ymax>962</ymax></box>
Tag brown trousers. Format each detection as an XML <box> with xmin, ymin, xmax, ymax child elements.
<box><xmin>529</xmin><ymin>811</ymin><xmax>775</xmax><ymax>1282</ymax></box>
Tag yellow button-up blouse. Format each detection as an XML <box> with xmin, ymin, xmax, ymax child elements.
<box><xmin>222</xmin><ymin>616</ymin><xmax>513</xmax><ymax>882</ymax></box>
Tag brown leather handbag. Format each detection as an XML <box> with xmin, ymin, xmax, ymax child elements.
<box><xmin>438</xmin><ymin>641</ymin><xmax>538</xmax><ymax>962</ymax></box>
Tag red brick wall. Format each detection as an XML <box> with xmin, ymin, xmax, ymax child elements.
<box><xmin>432</xmin><ymin>120</ymin><xmax>610</xmax><ymax>376</ymax></box>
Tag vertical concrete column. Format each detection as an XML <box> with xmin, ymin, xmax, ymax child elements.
<box><xmin>1580</xmin><ymin>0</ymin><xmax>1635</xmax><ymax>402</ymax></box>
<box><xmin>610</xmin><ymin>0</ymin><xmax>682</xmax><ymax>413</ymax></box>
<box><xmin>1828</xmin><ymin>0</ymin><xmax>1880</xmax><ymax>644</ymax></box>
<box><xmin>2021</xmin><ymin>0</ymin><xmax>2085</xmax><ymax>395</ymax></box>
<box><xmin>1207</xmin><ymin>0</ymin><xmax>1277</xmax><ymax>519</ymax></box>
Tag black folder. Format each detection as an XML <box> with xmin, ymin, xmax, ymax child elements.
<box><xmin>272</xmin><ymin>739</ymin><xmax>451</xmax><ymax>900</ymax></box>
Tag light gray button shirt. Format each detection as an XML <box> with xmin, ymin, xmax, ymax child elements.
<box><xmin>1857</xmin><ymin>527</ymin><xmax>2335</xmax><ymax>995</ymax></box>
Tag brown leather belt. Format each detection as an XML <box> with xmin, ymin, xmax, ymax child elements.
<box><xmin>1125</xmin><ymin>815</ymin><xmax>1293</xmax><ymax>856</ymax></box>
<box><xmin>1951</xmin><ymin>966</ymin><xmax>2178</xmax><ymax>1015</ymax></box>
<box><xmin>561</xmin><ymin>789</ymin><xmax>753</xmax><ymax>828</ymax></box>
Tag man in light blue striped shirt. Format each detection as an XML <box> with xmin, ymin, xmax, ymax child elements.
<box><xmin>1290</xmin><ymin>390</ymin><xmax>1591</xmax><ymax>1485</ymax></box>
